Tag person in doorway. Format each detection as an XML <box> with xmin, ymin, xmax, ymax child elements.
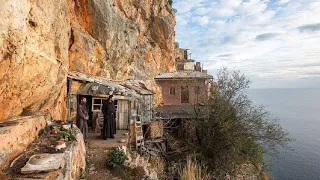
<box><xmin>78</xmin><ymin>97</ymin><xmax>89</xmax><ymax>139</ymax></box>
<box><xmin>102</xmin><ymin>95</ymin><xmax>116</xmax><ymax>140</ymax></box>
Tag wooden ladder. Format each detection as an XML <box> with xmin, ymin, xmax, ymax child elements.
<box><xmin>135</xmin><ymin>116</ymin><xmax>144</xmax><ymax>150</ymax></box>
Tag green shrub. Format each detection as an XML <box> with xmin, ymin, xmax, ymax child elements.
<box><xmin>168</xmin><ymin>0</ymin><xmax>173</xmax><ymax>6</ymax></box>
<box><xmin>241</xmin><ymin>138</ymin><xmax>264</xmax><ymax>164</ymax></box>
<box><xmin>55</xmin><ymin>131</ymin><xmax>76</xmax><ymax>141</ymax></box>
<box><xmin>106</xmin><ymin>148</ymin><xmax>129</xmax><ymax>168</ymax></box>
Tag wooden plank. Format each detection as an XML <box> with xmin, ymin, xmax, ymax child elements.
<box><xmin>147</xmin><ymin>147</ymin><xmax>161</xmax><ymax>153</ymax></box>
<box><xmin>144</xmin><ymin>139</ymin><xmax>164</xmax><ymax>143</ymax></box>
<box><xmin>161</xmin><ymin>142</ymin><xmax>166</xmax><ymax>152</ymax></box>
<box><xmin>155</xmin><ymin>143</ymin><xmax>162</xmax><ymax>151</ymax></box>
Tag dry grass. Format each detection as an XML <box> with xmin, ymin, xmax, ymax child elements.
<box><xmin>260</xmin><ymin>172</ymin><xmax>270</xmax><ymax>180</ymax></box>
<box><xmin>149</xmin><ymin>156</ymin><xmax>165</xmax><ymax>179</ymax></box>
<box><xmin>179</xmin><ymin>156</ymin><xmax>211</xmax><ymax>180</ymax></box>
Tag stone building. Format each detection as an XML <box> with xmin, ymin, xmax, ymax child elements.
<box><xmin>154</xmin><ymin>48</ymin><xmax>213</xmax><ymax>119</ymax></box>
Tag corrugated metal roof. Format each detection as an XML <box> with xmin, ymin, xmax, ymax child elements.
<box><xmin>77</xmin><ymin>82</ymin><xmax>111</xmax><ymax>96</ymax></box>
<box><xmin>154</xmin><ymin>71</ymin><xmax>213</xmax><ymax>79</ymax></box>
<box><xmin>68</xmin><ymin>71</ymin><xmax>117</xmax><ymax>89</ymax></box>
<box><xmin>119</xmin><ymin>80</ymin><xmax>154</xmax><ymax>95</ymax></box>
<box><xmin>67</xmin><ymin>72</ymin><xmax>140</xmax><ymax>99</ymax></box>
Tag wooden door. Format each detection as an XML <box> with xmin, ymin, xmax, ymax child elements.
<box><xmin>116</xmin><ymin>100</ymin><xmax>129</xmax><ymax>130</ymax></box>
<box><xmin>181</xmin><ymin>86</ymin><xmax>189</xmax><ymax>103</ymax></box>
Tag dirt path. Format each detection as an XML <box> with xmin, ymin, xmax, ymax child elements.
<box><xmin>84</xmin><ymin>131</ymin><xmax>128</xmax><ymax>180</ymax></box>
<box><xmin>86</xmin><ymin>146</ymin><xmax>121</xmax><ymax>180</ymax></box>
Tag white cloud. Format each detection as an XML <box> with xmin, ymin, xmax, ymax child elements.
<box><xmin>211</xmin><ymin>7</ymin><xmax>236</xmax><ymax>17</ymax></box>
<box><xmin>192</xmin><ymin>16</ymin><xmax>210</xmax><ymax>26</ymax></box>
<box><xmin>173</xmin><ymin>0</ymin><xmax>320</xmax><ymax>88</ymax></box>
<box><xmin>173</xmin><ymin>0</ymin><xmax>205</xmax><ymax>13</ymax></box>
<box><xmin>278</xmin><ymin>0</ymin><xmax>291</xmax><ymax>5</ymax></box>
<box><xmin>193</xmin><ymin>7</ymin><xmax>211</xmax><ymax>16</ymax></box>
<box><xmin>221</xmin><ymin>0</ymin><xmax>242</xmax><ymax>8</ymax></box>
<box><xmin>239</xmin><ymin>0</ymin><xmax>268</xmax><ymax>15</ymax></box>
<box><xmin>176</xmin><ymin>15</ymin><xmax>188</xmax><ymax>26</ymax></box>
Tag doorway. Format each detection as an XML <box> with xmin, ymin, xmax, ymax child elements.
<box><xmin>78</xmin><ymin>95</ymin><xmax>93</xmax><ymax>128</ymax></box>
<box><xmin>181</xmin><ymin>86</ymin><xmax>189</xmax><ymax>103</ymax></box>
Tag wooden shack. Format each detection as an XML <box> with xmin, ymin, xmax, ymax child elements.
<box><xmin>67</xmin><ymin>72</ymin><xmax>139</xmax><ymax>131</ymax></box>
<box><xmin>120</xmin><ymin>81</ymin><xmax>154</xmax><ymax>124</ymax></box>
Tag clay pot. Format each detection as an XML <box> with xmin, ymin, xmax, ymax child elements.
<box><xmin>56</xmin><ymin>140</ymin><xmax>64</xmax><ymax>145</ymax></box>
<box><xmin>51</xmin><ymin>129</ymin><xmax>58</xmax><ymax>135</ymax></box>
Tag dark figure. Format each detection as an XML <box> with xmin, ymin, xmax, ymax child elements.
<box><xmin>102</xmin><ymin>95</ymin><xmax>116</xmax><ymax>140</ymax></box>
<box><xmin>78</xmin><ymin>97</ymin><xmax>89</xmax><ymax>139</ymax></box>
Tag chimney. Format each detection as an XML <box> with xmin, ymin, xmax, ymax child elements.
<box><xmin>195</xmin><ymin>62</ymin><xmax>201</xmax><ymax>71</ymax></box>
<box><xmin>184</xmin><ymin>49</ymin><xmax>188</xmax><ymax>59</ymax></box>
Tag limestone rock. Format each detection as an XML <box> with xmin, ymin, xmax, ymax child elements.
<box><xmin>0</xmin><ymin>115</ymin><xmax>48</xmax><ymax>170</ymax></box>
<box><xmin>0</xmin><ymin>0</ymin><xmax>176</xmax><ymax>122</ymax></box>
<box><xmin>147</xmin><ymin>170</ymin><xmax>159</xmax><ymax>180</ymax></box>
<box><xmin>70</xmin><ymin>0</ymin><xmax>176</xmax><ymax>105</ymax></box>
<box><xmin>0</xmin><ymin>0</ymin><xmax>70</xmax><ymax>122</ymax></box>
<box><xmin>21</xmin><ymin>153</ymin><xmax>65</xmax><ymax>174</ymax></box>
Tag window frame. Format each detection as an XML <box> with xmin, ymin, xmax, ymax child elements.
<box><xmin>194</xmin><ymin>86</ymin><xmax>200</xmax><ymax>94</ymax></box>
<box><xmin>92</xmin><ymin>97</ymin><xmax>106</xmax><ymax>112</ymax></box>
<box><xmin>181</xmin><ymin>86</ymin><xmax>189</xmax><ymax>103</ymax></box>
<box><xmin>177</xmin><ymin>64</ymin><xmax>184</xmax><ymax>70</ymax></box>
<box><xmin>169</xmin><ymin>87</ymin><xmax>176</xmax><ymax>95</ymax></box>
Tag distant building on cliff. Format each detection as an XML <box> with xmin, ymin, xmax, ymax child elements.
<box><xmin>154</xmin><ymin>48</ymin><xmax>213</xmax><ymax>119</ymax></box>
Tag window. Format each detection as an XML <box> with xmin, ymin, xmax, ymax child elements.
<box><xmin>92</xmin><ymin>98</ymin><xmax>104</xmax><ymax>111</ymax></box>
<box><xmin>92</xmin><ymin>97</ymin><xmax>118</xmax><ymax>111</ymax></box>
<box><xmin>194</xmin><ymin>86</ymin><xmax>200</xmax><ymax>94</ymax></box>
<box><xmin>170</xmin><ymin>87</ymin><xmax>176</xmax><ymax>95</ymax></box>
<box><xmin>181</xmin><ymin>86</ymin><xmax>189</xmax><ymax>103</ymax></box>
<box><xmin>184</xmin><ymin>50</ymin><xmax>188</xmax><ymax>59</ymax></box>
<box><xmin>177</xmin><ymin>64</ymin><xmax>184</xmax><ymax>70</ymax></box>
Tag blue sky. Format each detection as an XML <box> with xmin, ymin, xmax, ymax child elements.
<box><xmin>173</xmin><ymin>0</ymin><xmax>320</xmax><ymax>88</ymax></box>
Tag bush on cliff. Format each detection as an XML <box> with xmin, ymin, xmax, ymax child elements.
<box><xmin>193</xmin><ymin>67</ymin><xmax>291</xmax><ymax>175</ymax></box>
<box><xmin>106</xmin><ymin>148</ymin><xmax>128</xmax><ymax>168</ymax></box>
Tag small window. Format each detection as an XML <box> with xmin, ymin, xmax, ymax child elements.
<box><xmin>170</xmin><ymin>87</ymin><xmax>176</xmax><ymax>95</ymax></box>
<box><xmin>194</xmin><ymin>86</ymin><xmax>200</xmax><ymax>94</ymax></box>
<box><xmin>93</xmin><ymin>105</ymin><xmax>101</xmax><ymax>111</ymax></box>
<box><xmin>177</xmin><ymin>64</ymin><xmax>184</xmax><ymax>70</ymax></box>
<box><xmin>181</xmin><ymin>86</ymin><xmax>189</xmax><ymax>103</ymax></box>
<box><xmin>184</xmin><ymin>50</ymin><xmax>188</xmax><ymax>59</ymax></box>
<box><xmin>93</xmin><ymin>99</ymin><xmax>101</xmax><ymax>104</ymax></box>
<box><xmin>92</xmin><ymin>98</ymin><xmax>105</xmax><ymax>111</ymax></box>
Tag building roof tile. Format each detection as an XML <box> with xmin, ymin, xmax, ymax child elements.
<box><xmin>154</xmin><ymin>71</ymin><xmax>213</xmax><ymax>79</ymax></box>
<box><xmin>67</xmin><ymin>71</ymin><xmax>153</xmax><ymax>98</ymax></box>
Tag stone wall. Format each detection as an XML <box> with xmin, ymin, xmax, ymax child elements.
<box><xmin>157</xmin><ymin>79</ymin><xmax>208</xmax><ymax>105</ymax></box>
<box><xmin>61</xmin><ymin>127</ymin><xmax>86</xmax><ymax>180</ymax></box>
<box><xmin>1</xmin><ymin>123</ymin><xmax>86</xmax><ymax>179</ymax></box>
<box><xmin>175</xmin><ymin>48</ymin><xmax>188</xmax><ymax>60</ymax></box>
<box><xmin>0</xmin><ymin>0</ymin><xmax>176</xmax><ymax>122</ymax></box>
<box><xmin>0</xmin><ymin>115</ymin><xmax>48</xmax><ymax>170</ymax></box>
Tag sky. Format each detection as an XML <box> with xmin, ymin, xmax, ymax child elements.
<box><xmin>173</xmin><ymin>0</ymin><xmax>320</xmax><ymax>88</ymax></box>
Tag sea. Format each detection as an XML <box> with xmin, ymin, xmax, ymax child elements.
<box><xmin>246</xmin><ymin>88</ymin><xmax>320</xmax><ymax>180</ymax></box>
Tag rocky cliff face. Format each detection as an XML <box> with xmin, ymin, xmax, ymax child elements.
<box><xmin>0</xmin><ymin>0</ymin><xmax>176</xmax><ymax>122</ymax></box>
